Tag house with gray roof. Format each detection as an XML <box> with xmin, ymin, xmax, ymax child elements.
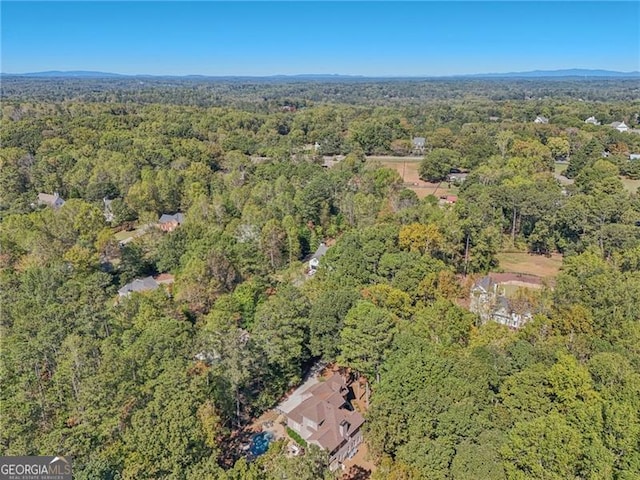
<box><xmin>412</xmin><ymin>137</ymin><xmax>426</xmax><ymax>154</ymax></box>
<box><xmin>448</xmin><ymin>172</ymin><xmax>469</xmax><ymax>184</ymax></box>
<box><xmin>118</xmin><ymin>274</ymin><xmax>174</xmax><ymax>297</ymax></box>
<box><xmin>37</xmin><ymin>192</ymin><xmax>65</xmax><ymax>209</ymax></box>
<box><xmin>469</xmin><ymin>275</ymin><xmax>535</xmax><ymax>329</ymax></box>
<box><xmin>285</xmin><ymin>373</ymin><xmax>365</xmax><ymax>471</ymax></box>
<box><xmin>611</xmin><ymin>121</ymin><xmax>629</xmax><ymax>133</ymax></box>
<box><xmin>158</xmin><ymin>212</ymin><xmax>185</xmax><ymax>232</ymax></box>
<box><xmin>309</xmin><ymin>242</ymin><xmax>328</xmax><ymax>273</ymax></box>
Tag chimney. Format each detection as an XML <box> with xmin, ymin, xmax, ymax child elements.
<box><xmin>339</xmin><ymin>420</ymin><xmax>349</xmax><ymax>437</ymax></box>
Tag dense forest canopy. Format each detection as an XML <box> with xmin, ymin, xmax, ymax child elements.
<box><xmin>2</xmin><ymin>75</ymin><xmax>640</xmax><ymax>106</ymax></box>
<box><xmin>1</xmin><ymin>77</ymin><xmax>640</xmax><ymax>479</ymax></box>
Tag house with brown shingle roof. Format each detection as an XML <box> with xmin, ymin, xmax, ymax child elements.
<box><xmin>158</xmin><ymin>212</ymin><xmax>185</xmax><ymax>232</ymax></box>
<box><xmin>37</xmin><ymin>192</ymin><xmax>65</xmax><ymax>209</ymax></box>
<box><xmin>285</xmin><ymin>373</ymin><xmax>364</xmax><ymax>471</ymax></box>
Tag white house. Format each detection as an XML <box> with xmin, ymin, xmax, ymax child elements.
<box><xmin>309</xmin><ymin>242</ymin><xmax>328</xmax><ymax>272</ymax></box>
<box><xmin>630</xmin><ymin>153</ymin><xmax>640</xmax><ymax>161</ymax></box>
<box><xmin>611</xmin><ymin>121</ymin><xmax>629</xmax><ymax>133</ymax></box>
<box><xmin>448</xmin><ymin>172</ymin><xmax>468</xmax><ymax>184</ymax></box>
<box><xmin>469</xmin><ymin>275</ymin><xmax>539</xmax><ymax>329</ymax></box>
<box><xmin>534</xmin><ymin>115</ymin><xmax>549</xmax><ymax>124</ymax></box>
<box><xmin>103</xmin><ymin>197</ymin><xmax>115</xmax><ymax>223</ymax></box>
<box><xmin>412</xmin><ymin>137</ymin><xmax>426</xmax><ymax>154</ymax></box>
<box><xmin>585</xmin><ymin>116</ymin><xmax>600</xmax><ymax>125</ymax></box>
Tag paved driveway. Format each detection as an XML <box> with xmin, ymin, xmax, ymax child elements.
<box><xmin>276</xmin><ymin>362</ymin><xmax>326</xmax><ymax>414</ymax></box>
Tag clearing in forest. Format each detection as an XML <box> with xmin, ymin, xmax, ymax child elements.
<box><xmin>622</xmin><ymin>177</ymin><xmax>640</xmax><ymax>194</ymax></box>
<box><xmin>369</xmin><ymin>157</ymin><xmax>453</xmax><ymax>198</ymax></box>
<box><xmin>496</xmin><ymin>252</ymin><xmax>563</xmax><ymax>280</ymax></box>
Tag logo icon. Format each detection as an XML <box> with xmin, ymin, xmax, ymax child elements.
<box><xmin>0</xmin><ymin>456</ymin><xmax>72</xmax><ymax>480</ymax></box>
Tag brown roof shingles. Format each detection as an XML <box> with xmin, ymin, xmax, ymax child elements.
<box><xmin>286</xmin><ymin>373</ymin><xmax>364</xmax><ymax>453</ymax></box>
<box><xmin>307</xmin><ymin>403</ymin><xmax>365</xmax><ymax>452</ymax></box>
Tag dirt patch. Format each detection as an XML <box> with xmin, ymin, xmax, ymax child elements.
<box><xmin>376</xmin><ymin>159</ymin><xmax>422</xmax><ymax>184</ymax></box>
<box><xmin>341</xmin><ymin>442</ymin><xmax>377</xmax><ymax>478</ymax></box>
<box><xmin>371</xmin><ymin>158</ymin><xmax>453</xmax><ymax>198</ymax></box>
<box><xmin>410</xmin><ymin>183</ymin><xmax>453</xmax><ymax>199</ymax></box>
<box><xmin>496</xmin><ymin>252</ymin><xmax>563</xmax><ymax>280</ymax></box>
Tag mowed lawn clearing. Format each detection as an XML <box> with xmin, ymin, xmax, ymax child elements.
<box><xmin>496</xmin><ymin>252</ymin><xmax>563</xmax><ymax>280</ymax></box>
<box><xmin>114</xmin><ymin>229</ymin><xmax>135</xmax><ymax>242</ymax></box>
<box><xmin>369</xmin><ymin>157</ymin><xmax>454</xmax><ymax>199</ymax></box>
<box><xmin>622</xmin><ymin>177</ymin><xmax>640</xmax><ymax>194</ymax></box>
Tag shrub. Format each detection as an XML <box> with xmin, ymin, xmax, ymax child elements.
<box><xmin>286</xmin><ymin>427</ymin><xmax>308</xmax><ymax>447</ymax></box>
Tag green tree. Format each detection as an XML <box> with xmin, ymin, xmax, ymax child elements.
<box><xmin>419</xmin><ymin>148</ymin><xmax>459</xmax><ymax>182</ymax></box>
<box><xmin>338</xmin><ymin>301</ymin><xmax>395</xmax><ymax>384</ymax></box>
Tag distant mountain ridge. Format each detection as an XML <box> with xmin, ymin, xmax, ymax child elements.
<box><xmin>462</xmin><ymin>69</ymin><xmax>640</xmax><ymax>78</ymax></box>
<box><xmin>15</xmin><ymin>70</ymin><xmax>127</xmax><ymax>78</ymax></box>
<box><xmin>4</xmin><ymin>69</ymin><xmax>640</xmax><ymax>79</ymax></box>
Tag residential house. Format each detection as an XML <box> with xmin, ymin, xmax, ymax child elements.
<box><xmin>285</xmin><ymin>373</ymin><xmax>365</xmax><ymax>471</ymax></box>
<box><xmin>309</xmin><ymin>242</ymin><xmax>328</xmax><ymax>273</ymax></box>
<box><xmin>103</xmin><ymin>197</ymin><xmax>115</xmax><ymax>223</ymax></box>
<box><xmin>488</xmin><ymin>116</ymin><xmax>500</xmax><ymax>122</ymax></box>
<box><xmin>584</xmin><ymin>116</ymin><xmax>601</xmax><ymax>125</ymax></box>
<box><xmin>630</xmin><ymin>153</ymin><xmax>640</xmax><ymax>161</ymax></box>
<box><xmin>534</xmin><ymin>115</ymin><xmax>549</xmax><ymax>124</ymax></box>
<box><xmin>447</xmin><ymin>172</ymin><xmax>468</xmax><ymax>184</ymax></box>
<box><xmin>158</xmin><ymin>213</ymin><xmax>185</xmax><ymax>232</ymax></box>
<box><xmin>439</xmin><ymin>195</ymin><xmax>458</xmax><ymax>205</ymax></box>
<box><xmin>118</xmin><ymin>273</ymin><xmax>174</xmax><ymax>297</ymax></box>
<box><xmin>469</xmin><ymin>274</ymin><xmax>539</xmax><ymax>329</ymax></box>
<box><xmin>412</xmin><ymin>137</ymin><xmax>426</xmax><ymax>154</ymax></box>
<box><xmin>611</xmin><ymin>121</ymin><xmax>629</xmax><ymax>133</ymax></box>
<box><xmin>37</xmin><ymin>192</ymin><xmax>65</xmax><ymax>209</ymax></box>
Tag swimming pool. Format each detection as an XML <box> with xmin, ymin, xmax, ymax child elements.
<box><xmin>249</xmin><ymin>431</ymin><xmax>275</xmax><ymax>456</ymax></box>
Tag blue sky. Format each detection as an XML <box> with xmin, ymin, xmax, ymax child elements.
<box><xmin>2</xmin><ymin>1</ymin><xmax>639</xmax><ymax>76</ymax></box>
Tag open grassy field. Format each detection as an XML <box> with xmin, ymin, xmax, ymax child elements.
<box><xmin>114</xmin><ymin>229</ymin><xmax>135</xmax><ymax>242</ymax></box>
<box><xmin>622</xmin><ymin>177</ymin><xmax>640</xmax><ymax>194</ymax></box>
<box><xmin>114</xmin><ymin>225</ymin><xmax>149</xmax><ymax>242</ymax></box>
<box><xmin>554</xmin><ymin>162</ymin><xmax>568</xmax><ymax>176</ymax></box>
<box><xmin>368</xmin><ymin>157</ymin><xmax>454</xmax><ymax>198</ymax></box>
<box><xmin>496</xmin><ymin>251</ymin><xmax>563</xmax><ymax>279</ymax></box>
<box><xmin>554</xmin><ymin>161</ymin><xmax>638</xmax><ymax>193</ymax></box>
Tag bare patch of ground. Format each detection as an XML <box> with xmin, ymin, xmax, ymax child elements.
<box><xmin>370</xmin><ymin>158</ymin><xmax>454</xmax><ymax>198</ymax></box>
<box><xmin>496</xmin><ymin>252</ymin><xmax>563</xmax><ymax>280</ymax></box>
<box><xmin>341</xmin><ymin>442</ymin><xmax>377</xmax><ymax>479</ymax></box>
